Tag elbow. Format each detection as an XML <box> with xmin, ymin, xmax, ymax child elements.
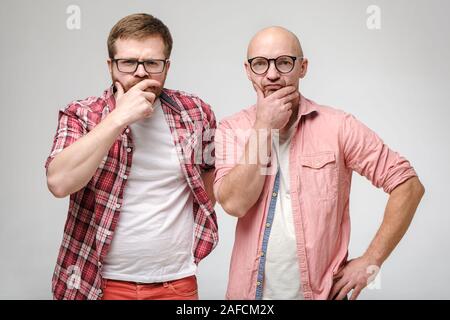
<box><xmin>397</xmin><ymin>176</ymin><xmax>425</xmax><ymax>201</ymax></box>
<box><xmin>215</xmin><ymin>181</ymin><xmax>252</xmax><ymax>218</ymax></box>
<box><xmin>408</xmin><ymin>176</ymin><xmax>425</xmax><ymax>199</ymax></box>
<box><xmin>220</xmin><ymin>198</ymin><xmax>249</xmax><ymax>218</ymax></box>
<box><xmin>416</xmin><ymin>179</ymin><xmax>425</xmax><ymax>199</ymax></box>
<box><xmin>47</xmin><ymin>173</ymin><xmax>69</xmax><ymax>198</ymax></box>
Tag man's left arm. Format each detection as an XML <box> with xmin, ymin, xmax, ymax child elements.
<box><xmin>331</xmin><ymin>114</ymin><xmax>425</xmax><ymax>300</ymax></box>
<box><xmin>330</xmin><ymin>176</ymin><xmax>424</xmax><ymax>300</ymax></box>
<box><xmin>199</xmin><ymin>98</ymin><xmax>217</xmax><ymax>207</ymax></box>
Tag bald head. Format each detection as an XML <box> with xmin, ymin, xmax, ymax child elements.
<box><xmin>247</xmin><ymin>26</ymin><xmax>303</xmax><ymax>59</ymax></box>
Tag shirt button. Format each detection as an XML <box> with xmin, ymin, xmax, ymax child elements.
<box><xmin>261</xmin><ymin>252</ymin><xmax>265</xmax><ymax>257</ymax></box>
<box><xmin>272</xmin><ymin>192</ymin><xmax>277</xmax><ymax>197</ymax></box>
<box><xmin>115</xmin><ymin>203</ymin><xmax>121</xmax><ymax>209</ymax></box>
<box><xmin>256</xmin><ymin>281</ymin><xmax>261</xmax><ymax>286</ymax></box>
<box><xmin>125</xmin><ymin>128</ymin><xmax>130</xmax><ymax>134</ymax></box>
<box><xmin>266</xmin><ymin>223</ymin><xmax>271</xmax><ymax>228</ymax></box>
<box><xmin>122</xmin><ymin>175</ymin><xmax>128</xmax><ymax>180</ymax></box>
<box><xmin>126</xmin><ymin>147</ymin><xmax>132</xmax><ymax>153</ymax></box>
<box><xmin>97</xmin><ymin>289</ymin><xmax>103</xmax><ymax>296</ymax></box>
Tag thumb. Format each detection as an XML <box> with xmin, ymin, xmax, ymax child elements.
<box><xmin>115</xmin><ymin>81</ymin><xmax>124</xmax><ymax>99</ymax></box>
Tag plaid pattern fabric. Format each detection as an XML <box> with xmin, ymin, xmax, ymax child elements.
<box><xmin>45</xmin><ymin>86</ymin><xmax>218</xmax><ymax>300</ymax></box>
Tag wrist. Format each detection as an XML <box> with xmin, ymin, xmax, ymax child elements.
<box><xmin>362</xmin><ymin>251</ymin><xmax>384</xmax><ymax>267</ymax></box>
<box><xmin>253</xmin><ymin>120</ymin><xmax>272</xmax><ymax>132</ymax></box>
<box><xmin>106</xmin><ymin>110</ymin><xmax>128</xmax><ymax>132</ymax></box>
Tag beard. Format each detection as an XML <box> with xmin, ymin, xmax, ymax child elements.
<box><xmin>111</xmin><ymin>72</ymin><xmax>165</xmax><ymax>97</ymax></box>
<box><xmin>128</xmin><ymin>79</ymin><xmax>163</xmax><ymax>96</ymax></box>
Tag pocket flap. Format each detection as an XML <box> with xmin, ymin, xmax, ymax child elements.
<box><xmin>300</xmin><ymin>152</ymin><xmax>336</xmax><ymax>169</ymax></box>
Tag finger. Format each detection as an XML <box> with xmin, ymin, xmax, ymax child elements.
<box><xmin>143</xmin><ymin>91</ymin><xmax>156</xmax><ymax>104</ymax></box>
<box><xmin>133</xmin><ymin>79</ymin><xmax>161</xmax><ymax>91</ymax></box>
<box><xmin>271</xmin><ymin>85</ymin><xmax>296</xmax><ymax>99</ymax></box>
<box><xmin>349</xmin><ymin>286</ymin><xmax>363</xmax><ymax>301</ymax></box>
<box><xmin>283</xmin><ymin>102</ymin><xmax>293</xmax><ymax>111</ymax></box>
<box><xmin>280</xmin><ymin>91</ymin><xmax>300</xmax><ymax>104</ymax></box>
<box><xmin>334</xmin><ymin>266</ymin><xmax>347</xmax><ymax>280</ymax></box>
<box><xmin>329</xmin><ymin>278</ymin><xmax>347</xmax><ymax>300</ymax></box>
<box><xmin>144</xmin><ymin>106</ymin><xmax>154</xmax><ymax>118</ymax></box>
<box><xmin>115</xmin><ymin>82</ymin><xmax>124</xmax><ymax>99</ymax></box>
<box><xmin>336</xmin><ymin>282</ymin><xmax>354</xmax><ymax>300</ymax></box>
<box><xmin>284</xmin><ymin>109</ymin><xmax>293</xmax><ymax>124</ymax></box>
<box><xmin>253</xmin><ymin>83</ymin><xmax>265</xmax><ymax>101</ymax></box>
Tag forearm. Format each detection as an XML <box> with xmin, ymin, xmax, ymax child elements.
<box><xmin>47</xmin><ymin>112</ymin><xmax>125</xmax><ymax>198</ymax></box>
<box><xmin>217</xmin><ymin>124</ymin><xmax>272</xmax><ymax>217</ymax></box>
<box><xmin>363</xmin><ymin>177</ymin><xmax>425</xmax><ymax>266</ymax></box>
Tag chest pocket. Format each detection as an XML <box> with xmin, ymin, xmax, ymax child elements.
<box><xmin>299</xmin><ymin>152</ymin><xmax>338</xmax><ymax>200</ymax></box>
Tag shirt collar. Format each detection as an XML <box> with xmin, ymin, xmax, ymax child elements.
<box><xmin>298</xmin><ymin>93</ymin><xmax>318</xmax><ymax>118</ymax></box>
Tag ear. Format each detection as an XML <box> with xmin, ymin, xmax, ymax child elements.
<box><xmin>244</xmin><ymin>61</ymin><xmax>252</xmax><ymax>81</ymax></box>
<box><xmin>299</xmin><ymin>58</ymin><xmax>308</xmax><ymax>79</ymax></box>
<box><xmin>165</xmin><ymin>59</ymin><xmax>171</xmax><ymax>75</ymax></box>
<box><xmin>107</xmin><ymin>58</ymin><xmax>113</xmax><ymax>75</ymax></box>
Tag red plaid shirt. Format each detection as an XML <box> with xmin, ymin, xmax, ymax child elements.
<box><xmin>45</xmin><ymin>86</ymin><xmax>218</xmax><ymax>300</ymax></box>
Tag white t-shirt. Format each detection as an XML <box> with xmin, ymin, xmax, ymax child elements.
<box><xmin>102</xmin><ymin>99</ymin><xmax>196</xmax><ymax>283</ymax></box>
<box><xmin>262</xmin><ymin>121</ymin><xmax>304</xmax><ymax>300</ymax></box>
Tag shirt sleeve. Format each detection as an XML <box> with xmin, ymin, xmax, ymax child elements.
<box><xmin>213</xmin><ymin>119</ymin><xmax>247</xmax><ymax>200</ymax></box>
<box><xmin>44</xmin><ymin>103</ymin><xmax>86</xmax><ymax>173</ymax></box>
<box><xmin>340</xmin><ymin>113</ymin><xmax>418</xmax><ymax>194</ymax></box>
<box><xmin>199</xmin><ymin>99</ymin><xmax>217</xmax><ymax>172</ymax></box>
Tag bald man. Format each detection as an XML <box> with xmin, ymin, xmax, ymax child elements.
<box><xmin>213</xmin><ymin>27</ymin><xmax>424</xmax><ymax>300</ymax></box>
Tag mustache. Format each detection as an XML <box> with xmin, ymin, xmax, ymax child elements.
<box><xmin>129</xmin><ymin>80</ymin><xmax>161</xmax><ymax>88</ymax></box>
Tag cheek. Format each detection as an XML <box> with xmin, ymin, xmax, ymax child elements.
<box><xmin>111</xmin><ymin>70</ymin><xmax>129</xmax><ymax>85</ymax></box>
<box><xmin>154</xmin><ymin>73</ymin><xmax>167</xmax><ymax>85</ymax></box>
<box><xmin>284</xmin><ymin>75</ymin><xmax>300</xmax><ymax>87</ymax></box>
<box><xmin>250</xmin><ymin>75</ymin><xmax>263</xmax><ymax>86</ymax></box>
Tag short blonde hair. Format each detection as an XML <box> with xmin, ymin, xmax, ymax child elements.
<box><xmin>107</xmin><ymin>13</ymin><xmax>173</xmax><ymax>58</ymax></box>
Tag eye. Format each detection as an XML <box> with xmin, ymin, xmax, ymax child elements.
<box><xmin>278</xmin><ymin>59</ymin><xmax>292</xmax><ymax>66</ymax></box>
<box><xmin>122</xmin><ymin>60</ymin><xmax>136</xmax><ymax>66</ymax></box>
<box><xmin>252</xmin><ymin>59</ymin><xmax>266</xmax><ymax>67</ymax></box>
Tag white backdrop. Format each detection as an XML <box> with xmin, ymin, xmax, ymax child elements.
<box><xmin>0</xmin><ymin>0</ymin><xmax>449</xmax><ymax>299</ymax></box>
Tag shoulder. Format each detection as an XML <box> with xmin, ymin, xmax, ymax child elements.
<box><xmin>306</xmin><ymin>97</ymin><xmax>348</xmax><ymax>119</ymax></box>
<box><xmin>61</xmin><ymin>89</ymin><xmax>110</xmax><ymax>116</ymax></box>
<box><xmin>219</xmin><ymin>105</ymin><xmax>257</xmax><ymax>130</ymax></box>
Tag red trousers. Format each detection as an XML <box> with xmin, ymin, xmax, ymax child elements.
<box><xmin>101</xmin><ymin>275</ymin><xmax>199</xmax><ymax>300</ymax></box>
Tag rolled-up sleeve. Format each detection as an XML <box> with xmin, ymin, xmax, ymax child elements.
<box><xmin>213</xmin><ymin>119</ymin><xmax>248</xmax><ymax>200</ymax></box>
<box><xmin>44</xmin><ymin>104</ymin><xmax>85</xmax><ymax>172</ymax></box>
<box><xmin>340</xmin><ymin>113</ymin><xmax>417</xmax><ymax>194</ymax></box>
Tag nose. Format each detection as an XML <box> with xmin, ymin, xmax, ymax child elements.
<box><xmin>134</xmin><ymin>63</ymin><xmax>149</xmax><ymax>77</ymax></box>
<box><xmin>266</xmin><ymin>61</ymin><xmax>280</xmax><ymax>81</ymax></box>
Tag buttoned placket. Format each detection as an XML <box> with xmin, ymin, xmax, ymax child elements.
<box><xmin>255</xmin><ymin>170</ymin><xmax>280</xmax><ymax>300</ymax></box>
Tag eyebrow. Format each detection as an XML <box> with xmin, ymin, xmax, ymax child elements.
<box><xmin>114</xmin><ymin>57</ymin><xmax>166</xmax><ymax>60</ymax></box>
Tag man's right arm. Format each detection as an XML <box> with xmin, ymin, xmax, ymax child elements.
<box><xmin>215</xmin><ymin>122</ymin><xmax>272</xmax><ymax>218</ymax></box>
<box><xmin>215</xmin><ymin>85</ymin><xmax>298</xmax><ymax>218</ymax></box>
<box><xmin>46</xmin><ymin>80</ymin><xmax>159</xmax><ymax>198</ymax></box>
<box><xmin>46</xmin><ymin>113</ymin><xmax>126</xmax><ymax>198</ymax></box>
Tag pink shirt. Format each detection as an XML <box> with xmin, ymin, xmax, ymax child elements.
<box><xmin>213</xmin><ymin>95</ymin><xmax>417</xmax><ymax>300</ymax></box>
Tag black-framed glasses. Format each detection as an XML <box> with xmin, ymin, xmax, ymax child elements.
<box><xmin>247</xmin><ymin>55</ymin><xmax>303</xmax><ymax>75</ymax></box>
<box><xmin>112</xmin><ymin>58</ymin><xmax>168</xmax><ymax>74</ymax></box>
